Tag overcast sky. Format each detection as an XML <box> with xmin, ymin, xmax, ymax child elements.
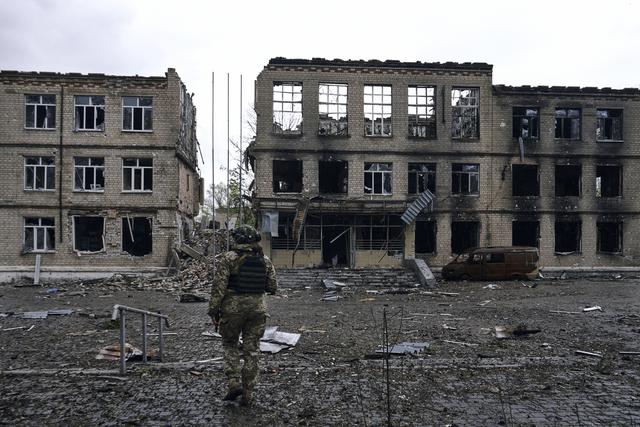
<box><xmin>2</xmin><ymin>0</ymin><xmax>639</xmax><ymax>191</ymax></box>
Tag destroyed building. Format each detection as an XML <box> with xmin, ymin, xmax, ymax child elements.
<box><xmin>250</xmin><ymin>57</ymin><xmax>640</xmax><ymax>271</ymax></box>
<box><xmin>0</xmin><ymin>69</ymin><xmax>202</xmax><ymax>281</ymax></box>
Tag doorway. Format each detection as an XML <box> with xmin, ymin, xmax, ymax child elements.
<box><xmin>322</xmin><ymin>226</ymin><xmax>350</xmax><ymax>267</ymax></box>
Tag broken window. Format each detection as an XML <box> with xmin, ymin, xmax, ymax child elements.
<box><xmin>408</xmin><ymin>163</ymin><xmax>436</xmax><ymax>194</ymax></box>
<box><xmin>25</xmin><ymin>94</ymin><xmax>56</xmax><ymax>129</ymax></box>
<box><xmin>451</xmin><ymin>88</ymin><xmax>479</xmax><ymax>139</ymax></box>
<box><xmin>451</xmin><ymin>163</ymin><xmax>479</xmax><ymax>195</ymax></box>
<box><xmin>364</xmin><ymin>85</ymin><xmax>392</xmax><ymax>136</ymax></box>
<box><xmin>512</xmin><ymin>164</ymin><xmax>539</xmax><ymax>197</ymax></box>
<box><xmin>364</xmin><ymin>162</ymin><xmax>392</xmax><ymax>195</ymax></box>
<box><xmin>555</xmin><ymin>165</ymin><xmax>581</xmax><ymax>197</ymax></box>
<box><xmin>596</xmin><ymin>109</ymin><xmax>623</xmax><ymax>142</ymax></box>
<box><xmin>451</xmin><ymin>221</ymin><xmax>479</xmax><ymax>254</ymax></box>
<box><xmin>122</xmin><ymin>217</ymin><xmax>152</xmax><ymax>256</ymax></box>
<box><xmin>273</xmin><ymin>82</ymin><xmax>302</xmax><ymax>134</ymax></box>
<box><xmin>272</xmin><ymin>212</ymin><xmax>322</xmax><ymax>250</ymax></box>
<box><xmin>555</xmin><ymin>219</ymin><xmax>581</xmax><ymax>254</ymax></box>
<box><xmin>73</xmin><ymin>216</ymin><xmax>105</xmax><ymax>252</ymax></box>
<box><xmin>74</xmin><ymin>157</ymin><xmax>104</xmax><ymax>191</ymax></box>
<box><xmin>318</xmin><ymin>83</ymin><xmax>348</xmax><ymax>135</ymax></box>
<box><xmin>122</xmin><ymin>96</ymin><xmax>153</xmax><ymax>131</ymax></box>
<box><xmin>75</xmin><ymin>96</ymin><xmax>105</xmax><ymax>131</ymax></box>
<box><xmin>123</xmin><ymin>158</ymin><xmax>153</xmax><ymax>192</ymax></box>
<box><xmin>596</xmin><ymin>165</ymin><xmax>622</xmax><ymax>197</ymax></box>
<box><xmin>24</xmin><ymin>156</ymin><xmax>55</xmax><ymax>191</ymax></box>
<box><xmin>555</xmin><ymin>108</ymin><xmax>581</xmax><ymax>140</ymax></box>
<box><xmin>512</xmin><ymin>107</ymin><xmax>539</xmax><ymax>140</ymax></box>
<box><xmin>273</xmin><ymin>160</ymin><xmax>302</xmax><ymax>193</ymax></box>
<box><xmin>597</xmin><ymin>221</ymin><xmax>622</xmax><ymax>253</ymax></box>
<box><xmin>319</xmin><ymin>160</ymin><xmax>348</xmax><ymax>194</ymax></box>
<box><xmin>415</xmin><ymin>220</ymin><xmax>436</xmax><ymax>254</ymax></box>
<box><xmin>512</xmin><ymin>220</ymin><xmax>539</xmax><ymax>247</ymax></box>
<box><xmin>408</xmin><ymin>86</ymin><xmax>436</xmax><ymax>138</ymax></box>
<box><xmin>355</xmin><ymin>215</ymin><xmax>403</xmax><ymax>253</ymax></box>
<box><xmin>23</xmin><ymin>217</ymin><xmax>55</xmax><ymax>252</ymax></box>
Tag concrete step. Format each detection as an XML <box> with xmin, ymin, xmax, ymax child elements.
<box><xmin>276</xmin><ymin>267</ymin><xmax>419</xmax><ymax>288</ymax></box>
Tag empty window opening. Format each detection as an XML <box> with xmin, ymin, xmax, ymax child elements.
<box><xmin>555</xmin><ymin>165</ymin><xmax>581</xmax><ymax>197</ymax></box>
<box><xmin>415</xmin><ymin>221</ymin><xmax>436</xmax><ymax>254</ymax></box>
<box><xmin>25</xmin><ymin>94</ymin><xmax>56</xmax><ymax>129</ymax></box>
<box><xmin>74</xmin><ymin>157</ymin><xmax>104</xmax><ymax>191</ymax></box>
<box><xmin>355</xmin><ymin>215</ymin><xmax>404</xmax><ymax>256</ymax></box>
<box><xmin>273</xmin><ymin>82</ymin><xmax>302</xmax><ymax>134</ymax></box>
<box><xmin>596</xmin><ymin>109</ymin><xmax>623</xmax><ymax>142</ymax></box>
<box><xmin>123</xmin><ymin>158</ymin><xmax>153</xmax><ymax>192</ymax></box>
<box><xmin>555</xmin><ymin>220</ymin><xmax>581</xmax><ymax>254</ymax></box>
<box><xmin>122</xmin><ymin>217</ymin><xmax>152</xmax><ymax>256</ymax></box>
<box><xmin>73</xmin><ymin>216</ymin><xmax>105</xmax><ymax>253</ymax></box>
<box><xmin>596</xmin><ymin>165</ymin><xmax>622</xmax><ymax>197</ymax></box>
<box><xmin>408</xmin><ymin>163</ymin><xmax>436</xmax><ymax>194</ymax></box>
<box><xmin>364</xmin><ymin>162</ymin><xmax>392</xmax><ymax>195</ymax></box>
<box><xmin>512</xmin><ymin>107</ymin><xmax>539</xmax><ymax>140</ymax></box>
<box><xmin>451</xmin><ymin>221</ymin><xmax>479</xmax><ymax>254</ymax></box>
<box><xmin>512</xmin><ymin>220</ymin><xmax>539</xmax><ymax>247</ymax></box>
<box><xmin>23</xmin><ymin>217</ymin><xmax>55</xmax><ymax>253</ymax></box>
<box><xmin>452</xmin><ymin>163</ymin><xmax>479</xmax><ymax>195</ymax></box>
<box><xmin>597</xmin><ymin>222</ymin><xmax>622</xmax><ymax>253</ymax></box>
<box><xmin>408</xmin><ymin>86</ymin><xmax>436</xmax><ymax>138</ymax></box>
<box><xmin>122</xmin><ymin>96</ymin><xmax>153</xmax><ymax>131</ymax></box>
<box><xmin>364</xmin><ymin>85</ymin><xmax>392</xmax><ymax>136</ymax></box>
<box><xmin>24</xmin><ymin>156</ymin><xmax>55</xmax><ymax>191</ymax></box>
<box><xmin>451</xmin><ymin>88</ymin><xmax>479</xmax><ymax>139</ymax></box>
<box><xmin>75</xmin><ymin>96</ymin><xmax>105</xmax><ymax>131</ymax></box>
<box><xmin>319</xmin><ymin>160</ymin><xmax>348</xmax><ymax>194</ymax></box>
<box><xmin>271</xmin><ymin>212</ymin><xmax>321</xmax><ymax>251</ymax></box>
<box><xmin>512</xmin><ymin>164</ymin><xmax>539</xmax><ymax>196</ymax></box>
<box><xmin>555</xmin><ymin>108</ymin><xmax>581</xmax><ymax>140</ymax></box>
<box><xmin>273</xmin><ymin>160</ymin><xmax>302</xmax><ymax>193</ymax></box>
<box><xmin>318</xmin><ymin>83</ymin><xmax>348</xmax><ymax>135</ymax></box>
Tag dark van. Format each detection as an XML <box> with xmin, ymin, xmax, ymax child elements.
<box><xmin>441</xmin><ymin>246</ymin><xmax>539</xmax><ymax>281</ymax></box>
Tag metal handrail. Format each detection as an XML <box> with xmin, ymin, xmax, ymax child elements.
<box><xmin>111</xmin><ymin>304</ymin><xmax>170</xmax><ymax>375</ymax></box>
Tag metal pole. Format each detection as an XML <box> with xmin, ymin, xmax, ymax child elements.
<box><xmin>383</xmin><ymin>306</ymin><xmax>391</xmax><ymax>427</ymax></box>
<box><xmin>239</xmin><ymin>74</ymin><xmax>243</xmax><ymax>224</ymax></box>
<box><xmin>211</xmin><ymin>71</ymin><xmax>216</xmax><ymax>276</ymax></box>
<box><xmin>119</xmin><ymin>309</ymin><xmax>126</xmax><ymax>375</ymax></box>
<box><xmin>226</xmin><ymin>72</ymin><xmax>230</xmax><ymax>251</ymax></box>
<box><xmin>158</xmin><ymin>317</ymin><xmax>164</xmax><ymax>362</ymax></box>
<box><xmin>142</xmin><ymin>313</ymin><xmax>147</xmax><ymax>363</ymax></box>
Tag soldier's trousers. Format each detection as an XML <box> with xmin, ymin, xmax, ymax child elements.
<box><xmin>219</xmin><ymin>311</ymin><xmax>266</xmax><ymax>392</ymax></box>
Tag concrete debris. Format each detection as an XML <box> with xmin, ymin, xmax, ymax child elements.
<box><xmin>495</xmin><ymin>324</ymin><xmax>541</xmax><ymax>339</ymax></box>
<box><xmin>550</xmin><ymin>310</ymin><xmax>581</xmax><ymax>314</ymax></box>
<box><xmin>1</xmin><ymin>326</ymin><xmax>28</xmax><ymax>332</ymax></box>
<box><xmin>375</xmin><ymin>342</ymin><xmax>430</xmax><ymax>355</ymax></box>
<box><xmin>443</xmin><ymin>340</ymin><xmax>479</xmax><ymax>347</ymax></box>
<box><xmin>619</xmin><ymin>351</ymin><xmax>640</xmax><ymax>356</ymax></box>
<box><xmin>21</xmin><ymin>311</ymin><xmax>48</xmax><ymax>319</ymax></box>
<box><xmin>96</xmin><ymin>343</ymin><xmax>154</xmax><ymax>361</ymax></box>
<box><xmin>583</xmin><ymin>306</ymin><xmax>603</xmax><ymax>312</ymax></box>
<box><xmin>483</xmin><ymin>284</ymin><xmax>500</xmax><ymax>290</ymax></box>
<box><xmin>575</xmin><ymin>350</ymin><xmax>603</xmax><ymax>358</ymax></box>
<box><xmin>260</xmin><ymin>326</ymin><xmax>301</xmax><ymax>353</ymax></box>
<box><xmin>48</xmin><ymin>309</ymin><xmax>74</xmax><ymax>316</ymax></box>
<box><xmin>201</xmin><ymin>330</ymin><xmax>222</xmax><ymax>338</ymax></box>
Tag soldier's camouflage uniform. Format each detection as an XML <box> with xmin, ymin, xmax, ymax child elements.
<box><xmin>208</xmin><ymin>243</ymin><xmax>277</xmax><ymax>402</ymax></box>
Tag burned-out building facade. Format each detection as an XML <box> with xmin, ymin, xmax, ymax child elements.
<box><xmin>0</xmin><ymin>69</ymin><xmax>201</xmax><ymax>280</ymax></box>
<box><xmin>251</xmin><ymin>57</ymin><xmax>640</xmax><ymax>271</ymax></box>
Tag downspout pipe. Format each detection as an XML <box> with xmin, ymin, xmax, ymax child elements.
<box><xmin>58</xmin><ymin>85</ymin><xmax>64</xmax><ymax>243</ymax></box>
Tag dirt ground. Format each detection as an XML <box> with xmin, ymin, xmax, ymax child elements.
<box><xmin>1</xmin><ymin>275</ymin><xmax>639</xmax><ymax>426</ymax></box>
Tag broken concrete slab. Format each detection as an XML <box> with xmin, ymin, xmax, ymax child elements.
<box><xmin>375</xmin><ymin>342</ymin><xmax>430</xmax><ymax>355</ymax></box>
<box><xmin>48</xmin><ymin>309</ymin><xmax>74</xmax><ymax>316</ymax></box>
<box><xmin>21</xmin><ymin>311</ymin><xmax>48</xmax><ymax>319</ymax></box>
<box><xmin>405</xmin><ymin>258</ymin><xmax>436</xmax><ymax>287</ymax></box>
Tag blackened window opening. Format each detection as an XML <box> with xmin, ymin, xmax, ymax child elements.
<box><xmin>451</xmin><ymin>221</ymin><xmax>479</xmax><ymax>254</ymax></box>
<box><xmin>273</xmin><ymin>160</ymin><xmax>303</xmax><ymax>193</ymax></box>
<box><xmin>555</xmin><ymin>165</ymin><xmax>581</xmax><ymax>197</ymax></box>
<box><xmin>319</xmin><ymin>160</ymin><xmax>348</xmax><ymax>194</ymax></box>
<box><xmin>415</xmin><ymin>221</ymin><xmax>436</xmax><ymax>254</ymax></box>
<box><xmin>512</xmin><ymin>164</ymin><xmax>539</xmax><ymax>196</ymax></box>
<box><xmin>597</xmin><ymin>222</ymin><xmax>622</xmax><ymax>253</ymax></box>
<box><xmin>74</xmin><ymin>217</ymin><xmax>105</xmax><ymax>252</ymax></box>
<box><xmin>555</xmin><ymin>108</ymin><xmax>581</xmax><ymax>140</ymax></box>
<box><xmin>555</xmin><ymin>220</ymin><xmax>581</xmax><ymax>253</ymax></box>
<box><xmin>512</xmin><ymin>107</ymin><xmax>539</xmax><ymax>140</ymax></box>
<box><xmin>122</xmin><ymin>217</ymin><xmax>153</xmax><ymax>256</ymax></box>
<box><xmin>512</xmin><ymin>221</ymin><xmax>539</xmax><ymax>247</ymax></box>
<box><xmin>408</xmin><ymin>163</ymin><xmax>436</xmax><ymax>194</ymax></box>
<box><xmin>596</xmin><ymin>109</ymin><xmax>623</xmax><ymax>141</ymax></box>
<box><xmin>596</xmin><ymin>165</ymin><xmax>621</xmax><ymax>197</ymax></box>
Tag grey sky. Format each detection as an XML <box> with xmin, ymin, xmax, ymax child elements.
<box><xmin>2</xmin><ymin>0</ymin><xmax>639</xmax><ymax>191</ymax></box>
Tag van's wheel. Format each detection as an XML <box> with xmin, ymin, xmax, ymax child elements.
<box><xmin>461</xmin><ymin>274</ymin><xmax>471</xmax><ymax>281</ymax></box>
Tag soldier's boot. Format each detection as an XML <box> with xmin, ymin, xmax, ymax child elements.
<box><xmin>239</xmin><ymin>388</ymin><xmax>253</xmax><ymax>407</ymax></box>
<box><xmin>222</xmin><ymin>379</ymin><xmax>243</xmax><ymax>401</ymax></box>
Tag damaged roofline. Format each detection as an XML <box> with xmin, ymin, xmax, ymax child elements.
<box><xmin>494</xmin><ymin>84</ymin><xmax>640</xmax><ymax>97</ymax></box>
<box><xmin>267</xmin><ymin>57</ymin><xmax>493</xmax><ymax>72</ymax></box>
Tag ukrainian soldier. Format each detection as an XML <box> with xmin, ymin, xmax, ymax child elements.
<box><xmin>208</xmin><ymin>225</ymin><xmax>277</xmax><ymax>406</ymax></box>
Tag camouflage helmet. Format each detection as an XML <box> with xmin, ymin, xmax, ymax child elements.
<box><xmin>231</xmin><ymin>224</ymin><xmax>261</xmax><ymax>244</ymax></box>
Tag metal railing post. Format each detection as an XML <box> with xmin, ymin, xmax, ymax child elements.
<box><xmin>119</xmin><ymin>309</ymin><xmax>126</xmax><ymax>375</ymax></box>
<box><xmin>142</xmin><ymin>313</ymin><xmax>147</xmax><ymax>363</ymax></box>
<box><xmin>158</xmin><ymin>316</ymin><xmax>164</xmax><ymax>362</ymax></box>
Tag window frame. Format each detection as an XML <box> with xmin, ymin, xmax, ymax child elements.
<box><xmin>364</xmin><ymin>85</ymin><xmax>392</xmax><ymax>137</ymax></box>
<box><xmin>596</xmin><ymin>221</ymin><xmax>623</xmax><ymax>254</ymax></box>
<box><xmin>272</xmin><ymin>82</ymin><xmax>303</xmax><ymax>135</ymax></box>
<box><xmin>122</xmin><ymin>158</ymin><xmax>153</xmax><ymax>192</ymax></box>
<box><xmin>24</xmin><ymin>156</ymin><xmax>55</xmax><ymax>191</ymax></box>
<box><xmin>121</xmin><ymin>216</ymin><xmax>153</xmax><ymax>256</ymax></box>
<box><xmin>451</xmin><ymin>87</ymin><xmax>479</xmax><ymax>140</ymax></box>
<box><xmin>122</xmin><ymin>96</ymin><xmax>153</xmax><ymax>132</ymax></box>
<box><xmin>25</xmin><ymin>94</ymin><xmax>56</xmax><ymax>130</ymax></box>
<box><xmin>364</xmin><ymin>162</ymin><xmax>393</xmax><ymax>195</ymax></box>
<box><xmin>74</xmin><ymin>95</ymin><xmax>105</xmax><ymax>132</ymax></box>
<box><xmin>318</xmin><ymin>83</ymin><xmax>348</xmax><ymax>136</ymax></box>
<box><xmin>23</xmin><ymin>217</ymin><xmax>55</xmax><ymax>253</ymax></box>
<box><xmin>596</xmin><ymin>108</ymin><xmax>623</xmax><ymax>142</ymax></box>
<box><xmin>512</xmin><ymin>107</ymin><xmax>539</xmax><ymax>141</ymax></box>
<box><xmin>72</xmin><ymin>215</ymin><xmax>106</xmax><ymax>253</ymax></box>
<box><xmin>408</xmin><ymin>85</ymin><xmax>436</xmax><ymax>139</ymax></box>
<box><xmin>554</xmin><ymin>108</ymin><xmax>581</xmax><ymax>140</ymax></box>
<box><xmin>451</xmin><ymin>163</ymin><xmax>479</xmax><ymax>195</ymax></box>
<box><xmin>408</xmin><ymin>163</ymin><xmax>436</xmax><ymax>195</ymax></box>
<box><xmin>74</xmin><ymin>157</ymin><xmax>105</xmax><ymax>192</ymax></box>
<box><xmin>595</xmin><ymin>164</ymin><xmax>622</xmax><ymax>198</ymax></box>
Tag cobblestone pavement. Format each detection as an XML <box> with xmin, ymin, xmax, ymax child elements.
<box><xmin>1</xmin><ymin>276</ymin><xmax>639</xmax><ymax>425</ymax></box>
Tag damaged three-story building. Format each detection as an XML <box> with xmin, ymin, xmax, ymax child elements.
<box><xmin>0</xmin><ymin>68</ymin><xmax>202</xmax><ymax>281</ymax></box>
<box><xmin>250</xmin><ymin>57</ymin><xmax>640</xmax><ymax>272</ymax></box>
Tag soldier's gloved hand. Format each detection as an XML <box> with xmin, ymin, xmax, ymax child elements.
<box><xmin>208</xmin><ymin>308</ymin><xmax>220</xmax><ymax>329</ymax></box>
